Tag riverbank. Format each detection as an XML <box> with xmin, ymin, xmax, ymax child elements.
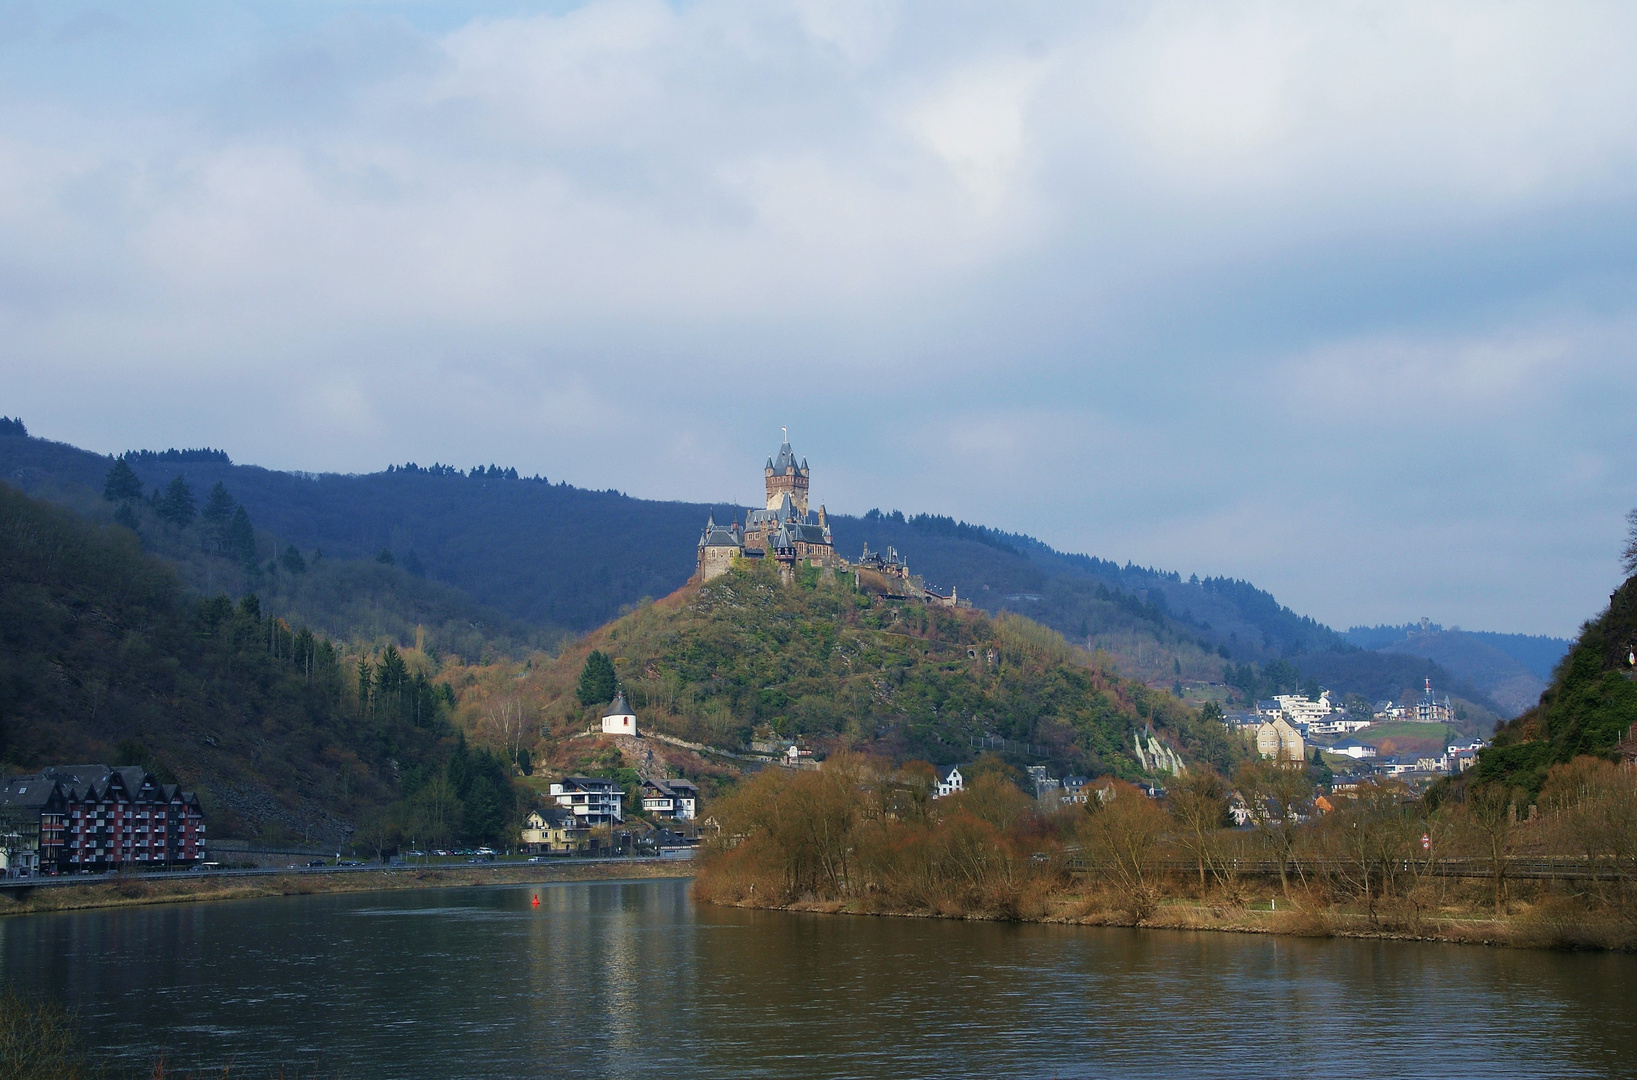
<box><xmin>695</xmin><ymin>887</ymin><xmax>1637</xmax><ymax>951</ymax></box>
<box><xmin>0</xmin><ymin>861</ymin><xmax>694</xmax><ymax>918</ymax></box>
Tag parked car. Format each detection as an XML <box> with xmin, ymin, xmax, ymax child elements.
<box><xmin>306</xmin><ymin>860</ymin><xmax>327</xmax><ymax>868</ymax></box>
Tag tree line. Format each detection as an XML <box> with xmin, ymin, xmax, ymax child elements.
<box><xmin>694</xmin><ymin>751</ymin><xmax>1637</xmax><ymax>944</ymax></box>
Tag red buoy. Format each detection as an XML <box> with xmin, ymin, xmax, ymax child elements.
<box><xmin>531</xmin><ymin>893</ymin><xmax>540</xmax><ymax>908</ymax></box>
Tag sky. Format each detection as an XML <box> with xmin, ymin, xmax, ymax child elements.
<box><xmin>2</xmin><ymin>1</ymin><xmax>1635</xmax><ymax>638</ymax></box>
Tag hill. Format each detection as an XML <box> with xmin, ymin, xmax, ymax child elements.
<box><xmin>1376</xmin><ymin>631</ymin><xmax>1546</xmax><ymax>717</ymax></box>
<box><xmin>0</xmin><ymin>482</ymin><xmax>516</xmax><ymax>848</ymax></box>
<box><xmin>1470</xmin><ymin>575</ymin><xmax>1637</xmax><ymax>795</ymax></box>
<box><xmin>2</xmin><ymin>427</ymin><xmax>1351</xmax><ymax>670</ymax></box>
<box><xmin>519</xmin><ymin>559</ymin><xmax>1246</xmax><ymax>782</ymax></box>
<box><xmin>0</xmin><ymin>423</ymin><xmax>1528</xmax><ymax>716</ymax></box>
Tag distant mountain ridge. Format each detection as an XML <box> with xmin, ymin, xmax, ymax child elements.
<box><xmin>1347</xmin><ymin>622</ymin><xmax>1571</xmax><ymax>681</ymax></box>
<box><xmin>0</xmin><ymin>425</ymin><xmax>1546</xmax><ymax>717</ymax></box>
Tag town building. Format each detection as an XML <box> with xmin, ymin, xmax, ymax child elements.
<box><xmin>550</xmin><ymin>777</ymin><xmax>625</xmax><ymax>827</ymax></box>
<box><xmin>1413</xmin><ymin>679</ymin><xmax>1455</xmax><ymax>724</ymax></box>
<box><xmin>1273</xmin><ymin>692</ymin><xmax>1336</xmax><ymax>726</ymax></box>
<box><xmin>933</xmin><ymin>766</ymin><xmax>965</xmax><ymax>799</ymax></box>
<box><xmin>640</xmin><ymin>778</ymin><xmax>700</xmax><ymax>821</ymax></box>
<box><xmin>1</xmin><ymin>766</ymin><xmax>205</xmax><ymax>873</ymax></box>
<box><xmin>1253</xmin><ymin>715</ymin><xmax>1306</xmax><ymax>766</ymax></box>
<box><xmin>520</xmin><ymin>806</ymin><xmax>586</xmax><ymax>854</ymax></box>
<box><xmin>601</xmin><ymin>691</ymin><xmax>637</xmax><ymax>736</ymax></box>
<box><xmin>1307</xmin><ymin>714</ymin><xmax>1373</xmax><ymax>737</ymax></box>
<box><xmin>1329</xmin><ymin>738</ymin><xmax>1378</xmax><ymax>760</ymax></box>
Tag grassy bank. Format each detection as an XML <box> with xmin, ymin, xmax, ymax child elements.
<box><xmin>0</xmin><ymin>861</ymin><xmax>693</xmax><ymax>919</ymax></box>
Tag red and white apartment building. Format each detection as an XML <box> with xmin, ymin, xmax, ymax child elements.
<box><xmin>0</xmin><ymin>765</ymin><xmax>205</xmax><ymax>874</ymax></box>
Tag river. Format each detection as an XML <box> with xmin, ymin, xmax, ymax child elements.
<box><xmin>1</xmin><ymin>878</ymin><xmax>1632</xmax><ymax>1078</ymax></box>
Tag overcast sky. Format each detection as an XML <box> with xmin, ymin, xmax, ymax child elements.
<box><xmin>3</xmin><ymin>1</ymin><xmax>1635</xmax><ymax>637</ymax></box>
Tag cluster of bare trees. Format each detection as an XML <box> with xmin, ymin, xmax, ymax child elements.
<box><xmin>697</xmin><ymin>750</ymin><xmax>1637</xmax><ymax>930</ymax></box>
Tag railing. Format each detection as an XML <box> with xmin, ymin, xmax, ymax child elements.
<box><xmin>1063</xmin><ymin>856</ymin><xmax>1636</xmax><ymax>882</ymax></box>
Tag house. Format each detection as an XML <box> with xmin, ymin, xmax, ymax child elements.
<box><xmin>1446</xmin><ymin>738</ymin><xmax>1487</xmax><ymax>773</ymax></box>
<box><xmin>601</xmin><ymin>691</ymin><xmax>637</xmax><ymax>737</ymax></box>
<box><xmin>1254</xmin><ymin>715</ymin><xmax>1305</xmax><ymax>766</ymax></box>
<box><xmin>933</xmin><ymin>766</ymin><xmax>965</xmax><ymax>798</ymax></box>
<box><xmin>1060</xmin><ymin>776</ymin><xmax>1090</xmax><ymax>804</ymax></box>
<box><xmin>640</xmin><ymin>778</ymin><xmax>699</xmax><ymax>821</ymax></box>
<box><xmin>550</xmin><ymin>777</ymin><xmax>624</xmax><ymax>826</ymax></box>
<box><xmin>2</xmin><ymin>766</ymin><xmax>205</xmax><ymax>873</ymax></box>
<box><xmin>1413</xmin><ymin>679</ymin><xmax>1454</xmax><ymax>724</ymax></box>
<box><xmin>1329</xmin><ymin>738</ymin><xmax>1378</xmax><ymax>760</ymax></box>
<box><xmin>520</xmin><ymin>806</ymin><xmax>586</xmax><ymax>854</ymax></box>
<box><xmin>1307</xmin><ymin>714</ymin><xmax>1372</xmax><ymax>736</ymax></box>
<box><xmin>1373</xmin><ymin>700</ymin><xmax>1406</xmax><ymax>721</ymax></box>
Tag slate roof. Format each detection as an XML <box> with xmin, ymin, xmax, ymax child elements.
<box><xmin>604</xmin><ymin>692</ymin><xmax>633</xmax><ymax>717</ymax></box>
<box><xmin>772</xmin><ymin>441</ymin><xmax>801</xmax><ymax>472</ymax></box>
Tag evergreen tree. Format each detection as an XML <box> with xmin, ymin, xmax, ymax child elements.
<box><xmin>376</xmin><ymin>548</ymin><xmax>395</xmax><ymax>565</ymax></box>
<box><xmin>516</xmin><ymin>747</ymin><xmax>532</xmax><ymax>776</ymax></box>
<box><xmin>202</xmin><ymin>482</ymin><xmax>236</xmax><ymax>526</ymax></box>
<box><xmin>103</xmin><ymin>458</ymin><xmax>143</xmax><ymax>502</ymax></box>
<box><xmin>113</xmin><ymin>503</ymin><xmax>140</xmax><ymax>531</ymax></box>
<box><xmin>280</xmin><ymin>544</ymin><xmax>307</xmax><ymax>574</ymax></box>
<box><xmin>224</xmin><ymin>506</ymin><xmax>257</xmax><ymax>566</ymax></box>
<box><xmin>157</xmin><ymin>475</ymin><xmax>196</xmax><ymax>527</ymax></box>
<box><xmin>577</xmin><ymin>650</ymin><xmax>617</xmax><ymax>707</ymax></box>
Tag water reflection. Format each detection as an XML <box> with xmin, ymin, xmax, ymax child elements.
<box><xmin>0</xmin><ymin>879</ymin><xmax>1632</xmax><ymax>1078</ymax></box>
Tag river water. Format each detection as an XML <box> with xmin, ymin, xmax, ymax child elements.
<box><xmin>1</xmin><ymin>878</ymin><xmax>1632</xmax><ymax>1078</ymax></box>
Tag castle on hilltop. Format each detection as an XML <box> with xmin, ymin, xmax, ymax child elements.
<box><xmin>696</xmin><ymin>434</ymin><xmax>843</xmax><ymax>583</ymax></box>
<box><xmin>695</xmin><ymin>434</ymin><xmax>967</xmax><ymax>609</ymax></box>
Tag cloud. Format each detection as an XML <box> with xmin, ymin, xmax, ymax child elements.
<box><xmin>1</xmin><ymin>0</ymin><xmax>1635</xmax><ymax>635</ymax></box>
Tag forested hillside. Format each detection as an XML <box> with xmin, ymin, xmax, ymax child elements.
<box><xmin>521</xmin><ymin>559</ymin><xmax>1246</xmax><ymax>781</ymax></box>
<box><xmin>0</xmin><ymin>423</ymin><xmax>1519</xmax><ymax>712</ymax></box>
<box><xmin>0</xmin><ymin>483</ymin><xmax>517</xmax><ymax>847</ymax></box>
<box><xmin>1472</xmin><ymin>576</ymin><xmax>1637</xmax><ymax>795</ymax></box>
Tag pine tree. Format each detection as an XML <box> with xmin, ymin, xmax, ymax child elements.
<box><xmin>576</xmin><ymin>650</ymin><xmax>618</xmax><ymax>707</ymax></box>
<box><xmin>103</xmin><ymin>458</ymin><xmax>143</xmax><ymax>502</ymax></box>
<box><xmin>157</xmin><ymin>475</ymin><xmax>196</xmax><ymax>527</ymax></box>
<box><xmin>280</xmin><ymin>545</ymin><xmax>307</xmax><ymax>574</ymax></box>
<box><xmin>202</xmin><ymin>482</ymin><xmax>236</xmax><ymax>526</ymax></box>
<box><xmin>225</xmin><ymin>505</ymin><xmax>257</xmax><ymax>566</ymax></box>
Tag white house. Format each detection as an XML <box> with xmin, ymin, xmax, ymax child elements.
<box><xmin>1330</xmin><ymin>738</ymin><xmax>1378</xmax><ymax>760</ymax></box>
<box><xmin>934</xmin><ymin>766</ymin><xmax>965</xmax><ymax>798</ymax></box>
<box><xmin>601</xmin><ymin>691</ymin><xmax>637</xmax><ymax>736</ymax></box>
<box><xmin>1273</xmin><ymin>692</ymin><xmax>1335</xmax><ymax>726</ymax></box>
<box><xmin>550</xmin><ymin>776</ymin><xmax>624</xmax><ymax>826</ymax></box>
<box><xmin>640</xmin><ymin>778</ymin><xmax>699</xmax><ymax>821</ymax></box>
<box><xmin>1308</xmin><ymin>715</ymin><xmax>1372</xmax><ymax>736</ymax></box>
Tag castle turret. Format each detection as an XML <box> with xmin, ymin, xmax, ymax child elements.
<box><xmin>765</xmin><ymin>436</ymin><xmax>810</xmax><ymax>515</ymax></box>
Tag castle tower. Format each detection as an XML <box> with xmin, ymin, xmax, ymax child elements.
<box><xmin>764</xmin><ymin>432</ymin><xmax>809</xmax><ymax>516</ymax></box>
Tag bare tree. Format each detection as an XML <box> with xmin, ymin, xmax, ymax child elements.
<box><xmin>1236</xmin><ymin>759</ymin><xmax>1312</xmax><ymax>895</ymax></box>
<box><xmin>1169</xmin><ymin>767</ymin><xmax>1230</xmax><ymax>891</ymax></box>
<box><xmin>1623</xmin><ymin>507</ymin><xmax>1637</xmax><ymax>578</ymax></box>
<box><xmin>484</xmin><ymin>696</ymin><xmax>532</xmax><ymax>766</ymax></box>
<box><xmin>1461</xmin><ymin>783</ymin><xmax>1520</xmax><ymax>918</ymax></box>
<box><xmin>1081</xmin><ymin>781</ymin><xmax>1172</xmax><ymax>920</ymax></box>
